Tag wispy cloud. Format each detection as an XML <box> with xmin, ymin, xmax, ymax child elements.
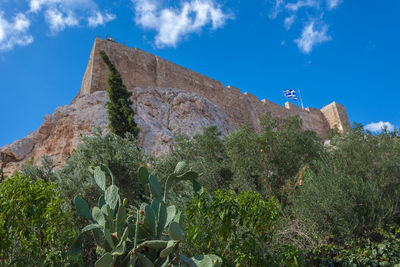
<box><xmin>269</xmin><ymin>0</ymin><xmax>284</xmax><ymax>19</ymax></box>
<box><xmin>45</xmin><ymin>9</ymin><xmax>78</xmax><ymax>32</ymax></box>
<box><xmin>133</xmin><ymin>0</ymin><xmax>233</xmax><ymax>48</ymax></box>
<box><xmin>28</xmin><ymin>0</ymin><xmax>116</xmax><ymax>32</ymax></box>
<box><xmin>269</xmin><ymin>0</ymin><xmax>342</xmax><ymax>53</ymax></box>
<box><xmin>0</xmin><ymin>0</ymin><xmax>116</xmax><ymax>51</ymax></box>
<box><xmin>284</xmin><ymin>14</ymin><xmax>296</xmax><ymax>29</ymax></box>
<box><xmin>365</xmin><ymin>121</ymin><xmax>395</xmax><ymax>132</ymax></box>
<box><xmin>285</xmin><ymin>0</ymin><xmax>318</xmax><ymax>12</ymax></box>
<box><xmin>295</xmin><ymin>20</ymin><xmax>331</xmax><ymax>54</ymax></box>
<box><xmin>0</xmin><ymin>12</ymin><xmax>33</xmax><ymax>51</ymax></box>
<box><xmin>326</xmin><ymin>0</ymin><xmax>342</xmax><ymax>10</ymax></box>
<box><xmin>88</xmin><ymin>12</ymin><xmax>116</xmax><ymax>27</ymax></box>
<box><xmin>29</xmin><ymin>0</ymin><xmax>96</xmax><ymax>13</ymax></box>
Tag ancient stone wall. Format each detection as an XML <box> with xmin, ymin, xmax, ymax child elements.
<box><xmin>79</xmin><ymin>38</ymin><xmax>350</xmax><ymax>137</ymax></box>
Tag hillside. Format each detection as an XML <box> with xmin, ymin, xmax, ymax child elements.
<box><xmin>0</xmin><ymin>37</ymin><xmax>350</xmax><ymax>176</ymax></box>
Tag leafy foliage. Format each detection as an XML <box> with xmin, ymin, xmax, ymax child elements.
<box><xmin>224</xmin><ymin>114</ymin><xmax>323</xmax><ymax>203</ymax></box>
<box><xmin>153</xmin><ymin>126</ymin><xmax>231</xmax><ymax>192</ymax></box>
<box><xmin>0</xmin><ymin>174</ymin><xmax>77</xmax><ymax>266</ymax></box>
<box><xmin>56</xmin><ymin>129</ymin><xmax>145</xmax><ymax>265</ymax></box>
<box><xmin>329</xmin><ymin>124</ymin><xmax>400</xmax><ymax>204</ymax></box>
<box><xmin>185</xmin><ymin>189</ymin><xmax>280</xmax><ymax>266</ymax></box>
<box><xmin>21</xmin><ymin>155</ymin><xmax>56</xmax><ymax>182</ymax></box>
<box><xmin>57</xmin><ymin>129</ymin><xmax>144</xmax><ymax>209</ymax></box>
<box><xmin>99</xmin><ymin>50</ymin><xmax>139</xmax><ymax>138</ymax></box>
<box><xmin>291</xmin><ymin>126</ymin><xmax>400</xmax><ymax>241</ymax></box>
<box><xmin>69</xmin><ymin>162</ymin><xmax>222</xmax><ymax>267</ymax></box>
<box><xmin>5</xmin><ymin>108</ymin><xmax>400</xmax><ymax>266</ymax></box>
<box><xmin>306</xmin><ymin>227</ymin><xmax>400</xmax><ymax>266</ymax></box>
<box><xmin>153</xmin><ymin>115</ymin><xmax>323</xmax><ymax>205</ymax></box>
<box><xmin>223</xmin><ymin>124</ymin><xmax>263</xmax><ymax>192</ymax></box>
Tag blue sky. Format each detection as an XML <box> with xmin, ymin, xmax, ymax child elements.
<box><xmin>0</xmin><ymin>0</ymin><xmax>399</xmax><ymax>147</ymax></box>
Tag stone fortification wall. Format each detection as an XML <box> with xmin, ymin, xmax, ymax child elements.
<box><xmin>79</xmin><ymin>38</ymin><xmax>350</xmax><ymax>137</ymax></box>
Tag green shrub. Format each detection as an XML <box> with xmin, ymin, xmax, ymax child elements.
<box><xmin>291</xmin><ymin>157</ymin><xmax>397</xmax><ymax>241</ymax></box>
<box><xmin>21</xmin><ymin>155</ymin><xmax>56</xmax><ymax>182</ymax></box>
<box><xmin>153</xmin><ymin>126</ymin><xmax>232</xmax><ymax>193</ymax></box>
<box><xmin>306</xmin><ymin>227</ymin><xmax>400</xmax><ymax>266</ymax></box>
<box><xmin>329</xmin><ymin>124</ymin><xmax>400</xmax><ymax>206</ymax></box>
<box><xmin>185</xmin><ymin>189</ymin><xmax>280</xmax><ymax>266</ymax></box>
<box><xmin>57</xmin><ymin>129</ymin><xmax>145</xmax><ymax>209</ymax></box>
<box><xmin>56</xmin><ymin>129</ymin><xmax>145</xmax><ymax>265</ymax></box>
<box><xmin>0</xmin><ymin>174</ymin><xmax>77</xmax><ymax>266</ymax></box>
<box><xmin>223</xmin><ymin>114</ymin><xmax>323</xmax><ymax>204</ymax></box>
<box><xmin>223</xmin><ymin>124</ymin><xmax>263</xmax><ymax>193</ymax></box>
<box><xmin>154</xmin><ymin>115</ymin><xmax>322</xmax><ymax>205</ymax></box>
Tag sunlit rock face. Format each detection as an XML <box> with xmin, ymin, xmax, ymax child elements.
<box><xmin>0</xmin><ymin>87</ymin><xmax>235</xmax><ymax>176</ymax></box>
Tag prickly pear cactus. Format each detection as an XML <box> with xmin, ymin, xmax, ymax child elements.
<box><xmin>69</xmin><ymin>162</ymin><xmax>222</xmax><ymax>267</ymax></box>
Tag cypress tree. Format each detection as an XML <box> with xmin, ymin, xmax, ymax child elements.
<box><xmin>0</xmin><ymin>165</ymin><xmax>4</xmax><ymax>182</ymax></box>
<box><xmin>99</xmin><ymin>50</ymin><xmax>139</xmax><ymax>138</ymax></box>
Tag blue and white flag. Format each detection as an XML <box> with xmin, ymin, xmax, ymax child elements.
<box><xmin>283</xmin><ymin>89</ymin><xmax>297</xmax><ymax>100</ymax></box>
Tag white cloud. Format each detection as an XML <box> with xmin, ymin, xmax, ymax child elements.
<box><xmin>88</xmin><ymin>12</ymin><xmax>116</xmax><ymax>27</ymax></box>
<box><xmin>269</xmin><ymin>0</ymin><xmax>343</xmax><ymax>53</ymax></box>
<box><xmin>133</xmin><ymin>0</ymin><xmax>233</xmax><ymax>48</ymax></box>
<box><xmin>284</xmin><ymin>14</ymin><xmax>296</xmax><ymax>29</ymax></box>
<box><xmin>295</xmin><ymin>20</ymin><xmax>331</xmax><ymax>53</ymax></box>
<box><xmin>45</xmin><ymin>9</ymin><xmax>78</xmax><ymax>32</ymax></box>
<box><xmin>29</xmin><ymin>0</ymin><xmax>95</xmax><ymax>13</ymax></box>
<box><xmin>285</xmin><ymin>0</ymin><xmax>318</xmax><ymax>12</ymax></box>
<box><xmin>269</xmin><ymin>0</ymin><xmax>284</xmax><ymax>19</ymax></box>
<box><xmin>29</xmin><ymin>0</ymin><xmax>115</xmax><ymax>33</ymax></box>
<box><xmin>326</xmin><ymin>0</ymin><xmax>342</xmax><ymax>10</ymax></box>
<box><xmin>365</xmin><ymin>121</ymin><xmax>395</xmax><ymax>132</ymax></box>
<box><xmin>0</xmin><ymin>12</ymin><xmax>33</xmax><ymax>51</ymax></box>
<box><xmin>0</xmin><ymin>0</ymin><xmax>116</xmax><ymax>52</ymax></box>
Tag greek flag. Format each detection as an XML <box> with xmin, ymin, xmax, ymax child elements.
<box><xmin>283</xmin><ymin>89</ymin><xmax>297</xmax><ymax>100</ymax></box>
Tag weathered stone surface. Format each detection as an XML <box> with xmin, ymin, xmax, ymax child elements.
<box><xmin>1</xmin><ymin>139</ymin><xmax>34</xmax><ymax>161</ymax></box>
<box><xmin>134</xmin><ymin>87</ymin><xmax>234</xmax><ymax>157</ymax></box>
<box><xmin>1</xmin><ymin>91</ymin><xmax>109</xmax><ymax>175</ymax></box>
<box><xmin>1</xmin><ymin>87</ymin><xmax>234</xmax><ymax>175</ymax></box>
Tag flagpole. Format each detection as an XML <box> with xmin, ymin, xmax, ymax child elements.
<box><xmin>298</xmin><ymin>88</ymin><xmax>304</xmax><ymax>109</ymax></box>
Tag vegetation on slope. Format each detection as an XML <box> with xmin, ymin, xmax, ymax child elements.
<box><xmin>1</xmin><ymin>113</ymin><xmax>400</xmax><ymax>266</ymax></box>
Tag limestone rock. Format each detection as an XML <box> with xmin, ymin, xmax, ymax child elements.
<box><xmin>134</xmin><ymin>87</ymin><xmax>234</xmax><ymax>157</ymax></box>
<box><xmin>1</xmin><ymin>87</ymin><xmax>234</xmax><ymax>175</ymax></box>
<box><xmin>1</xmin><ymin>91</ymin><xmax>109</xmax><ymax>175</ymax></box>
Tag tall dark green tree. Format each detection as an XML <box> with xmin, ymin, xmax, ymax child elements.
<box><xmin>99</xmin><ymin>50</ymin><xmax>139</xmax><ymax>138</ymax></box>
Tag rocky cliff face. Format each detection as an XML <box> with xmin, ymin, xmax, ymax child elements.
<box><xmin>0</xmin><ymin>87</ymin><xmax>234</xmax><ymax>176</ymax></box>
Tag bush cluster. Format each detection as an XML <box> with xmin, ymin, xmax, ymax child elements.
<box><xmin>0</xmin><ymin>174</ymin><xmax>77</xmax><ymax>266</ymax></box>
<box><xmin>306</xmin><ymin>227</ymin><xmax>400</xmax><ymax>266</ymax></box>
<box><xmin>185</xmin><ymin>189</ymin><xmax>280</xmax><ymax>266</ymax></box>
<box><xmin>153</xmin><ymin>114</ymin><xmax>323</xmax><ymax>205</ymax></box>
<box><xmin>2</xmin><ymin>109</ymin><xmax>400</xmax><ymax>266</ymax></box>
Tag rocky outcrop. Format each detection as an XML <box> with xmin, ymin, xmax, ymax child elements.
<box><xmin>0</xmin><ymin>87</ymin><xmax>234</xmax><ymax>176</ymax></box>
<box><xmin>134</xmin><ymin>87</ymin><xmax>234</xmax><ymax>157</ymax></box>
